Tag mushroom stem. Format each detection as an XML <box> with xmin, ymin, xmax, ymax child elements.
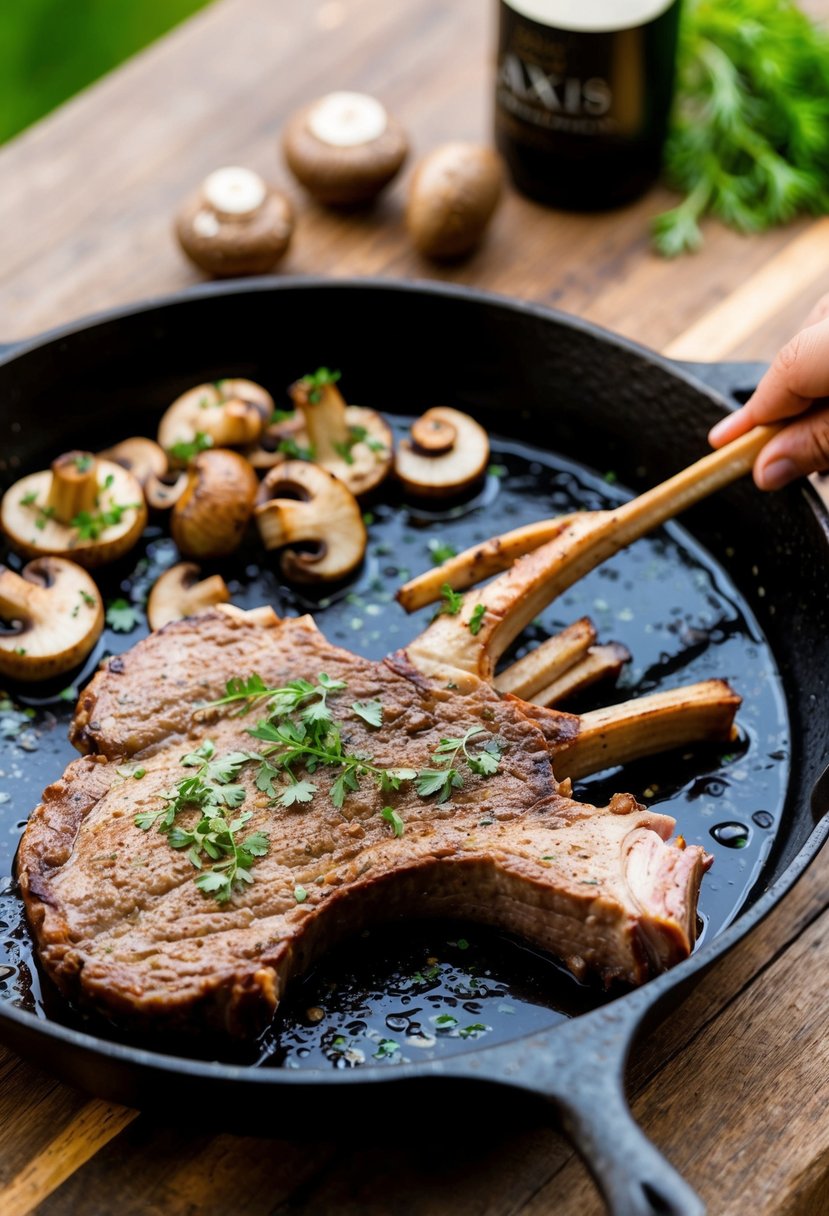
<box><xmin>494</xmin><ymin>618</ymin><xmax>596</xmax><ymax>699</ymax></box>
<box><xmin>290</xmin><ymin>378</ymin><xmax>349</xmax><ymax>461</ymax></box>
<box><xmin>46</xmin><ymin>452</ymin><xmax>99</xmax><ymax>524</ymax></box>
<box><xmin>553</xmin><ymin>680</ymin><xmax>741</xmax><ymax>781</ymax></box>
<box><xmin>0</xmin><ymin>566</ymin><xmax>39</xmax><ymax>622</ymax></box>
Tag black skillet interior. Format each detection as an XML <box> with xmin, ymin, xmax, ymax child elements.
<box><xmin>0</xmin><ymin>279</ymin><xmax>828</xmax><ymax>1120</ymax></box>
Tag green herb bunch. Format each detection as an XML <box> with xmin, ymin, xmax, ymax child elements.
<box><xmin>654</xmin><ymin>0</ymin><xmax>829</xmax><ymax>256</ymax></box>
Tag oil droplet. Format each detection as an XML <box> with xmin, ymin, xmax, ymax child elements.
<box><xmin>711</xmin><ymin>822</ymin><xmax>749</xmax><ymax>848</ymax></box>
<box><xmin>752</xmin><ymin>810</ymin><xmax>774</xmax><ymax>829</ymax></box>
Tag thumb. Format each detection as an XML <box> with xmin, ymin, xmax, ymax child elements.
<box><xmin>754</xmin><ymin>404</ymin><xmax>829</xmax><ymax>489</ymax></box>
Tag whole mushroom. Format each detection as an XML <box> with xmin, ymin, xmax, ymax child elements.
<box><xmin>171</xmin><ymin>449</ymin><xmax>259</xmax><ymax>559</ymax></box>
<box><xmin>0</xmin><ymin>557</ymin><xmax>104</xmax><ymax>682</ymax></box>
<box><xmin>407</xmin><ymin>143</ymin><xmax>503</xmax><ymax>259</ymax></box>
<box><xmin>395</xmin><ymin>407</ymin><xmax>490</xmax><ymax>498</ymax></box>
<box><xmin>254</xmin><ymin>460</ymin><xmax>366</xmax><ymax>583</ymax></box>
<box><xmin>283</xmin><ymin>92</ymin><xmax>408</xmax><ymax>205</ymax></box>
<box><xmin>1</xmin><ymin>451</ymin><xmax>147</xmax><ymax>568</ymax></box>
<box><xmin>175</xmin><ymin>166</ymin><xmax>294</xmax><ymax>277</ymax></box>
<box><xmin>158</xmin><ymin>378</ymin><xmax>273</xmax><ymax>467</ymax></box>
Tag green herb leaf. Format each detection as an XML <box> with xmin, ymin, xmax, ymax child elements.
<box><xmin>428</xmin><ymin>539</ymin><xmax>457</xmax><ymax>566</ymax></box>
<box><xmin>299</xmin><ymin>367</ymin><xmax>341</xmax><ymax>404</ymax></box>
<box><xmin>468</xmin><ymin>603</ymin><xmax>486</xmax><ymax>635</ymax></box>
<box><xmin>106</xmin><ymin>598</ymin><xmax>140</xmax><ymax>633</ymax></box>
<box><xmin>351</xmin><ymin>699</ymin><xmax>383</xmax><ymax>728</ymax></box>
<box><xmin>294</xmin><ymin>885</ymin><xmax>308</xmax><ymax>903</ymax></box>
<box><xmin>167</xmin><ymin>431</ymin><xmax>213</xmax><ymax>462</ymax></box>
<box><xmin>381</xmin><ymin>805</ymin><xmax>405</xmax><ymax>837</ymax></box>
<box><xmin>438</xmin><ymin>584</ymin><xmax>463</xmax><ymax>616</ymax></box>
<box><xmin>279</xmin><ymin>778</ymin><xmax>318</xmax><ymax>806</ymax></box>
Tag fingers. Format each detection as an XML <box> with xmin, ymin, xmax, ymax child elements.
<box><xmin>753</xmin><ymin>402</ymin><xmax>829</xmax><ymax>489</ymax></box>
<box><xmin>709</xmin><ymin>314</ymin><xmax>829</xmax><ymax>450</ymax></box>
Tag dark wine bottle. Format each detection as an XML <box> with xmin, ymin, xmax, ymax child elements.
<box><xmin>494</xmin><ymin>0</ymin><xmax>682</xmax><ymax>210</ymax></box>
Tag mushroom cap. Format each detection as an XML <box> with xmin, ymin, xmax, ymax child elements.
<box><xmin>158</xmin><ymin>379</ymin><xmax>273</xmax><ymax>462</ymax></box>
<box><xmin>254</xmin><ymin>460</ymin><xmax>367</xmax><ymax>583</ymax></box>
<box><xmin>283</xmin><ymin>93</ymin><xmax>408</xmax><ymax>205</ymax></box>
<box><xmin>147</xmin><ymin>562</ymin><xmax>231</xmax><ymax>631</ymax></box>
<box><xmin>98</xmin><ymin>437</ymin><xmax>168</xmax><ymax>489</ymax></box>
<box><xmin>1</xmin><ymin>460</ymin><xmax>147</xmax><ymax>568</ymax></box>
<box><xmin>145</xmin><ymin>470</ymin><xmax>189</xmax><ymax>512</ymax></box>
<box><xmin>171</xmin><ymin>448</ymin><xmax>259</xmax><ymax>559</ymax></box>
<box><xmin>0</xmin><ymin>557</ymin><xmax>104</xmax><ymax>682</ymax></box>
<box><xmin>175</xmin><ymin>167</ymin><xmax>294</xmax><ymax>277</ymax></box>
<box><xmin>395</xmin><ymin>407</ymin><xmax>490</xmax><ymax>498</ymax></box>
<box><xmin>406</xmin><ymin>143</ymin><xmax>503</xmax><ymax>259</ymax></box>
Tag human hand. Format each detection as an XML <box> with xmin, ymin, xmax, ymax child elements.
<box><xmin>708</xmin><ymin>294</ymin><xmax>829</xmax><ymax>490</ymax></box>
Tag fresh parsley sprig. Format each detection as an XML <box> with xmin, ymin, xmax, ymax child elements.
<box><xmin>134</xmin><ymin>740</ymin><xmax>268</xmax><ymax>903</ymax></box>
<box><xmin>415</xmin><ymin>725</ymin><xmax>503</xmax><ymax>803</ymax></box>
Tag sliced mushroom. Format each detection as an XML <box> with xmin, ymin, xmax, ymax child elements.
<box><xmin>171</xmin><ymin>449</ymin><xmax>259</xmax><ymax>559</ymax></box>
<box><xmin>0</xmin><ymin>557</ymin><xmax>104</xmax><ymax>682</ymax></box>
<box><xmin>283</xmin><ymin>92</ymin><xmax>408</xmax><ymax>205</ymax></box>
<box><xmin>145</xmin><ymin>470</ymin><xmax>190</xmax><ymax>512</ymax></box>
<box><xmin>407</xmin><ymin>143</ymin><xmax>503</xmax><ymax>259</ymax></box>
<box><xmin>147</xmin><ymin>563</ymin><xmax>231</xmax><ymax>630</ymax></box>
<box><xmin>395</xmin><ymin>407</ymin><xmax>489</xmax><ymax>498</ymax></box>
<box><xmin>99</xmin><ymin>437</ymin><xmax>168</xmax><ymax>493</ymax></box>
<box><xmin>158</xmin><ymin>379</ymin><xmax>273</xmax><ymax>465</ymax></box>
<box><xmin>284</xmin><ymin>370</ymin><xmax>393</xmax><ymax>496</ymax></box>
<box><xmin>175</xmin><ymin>166</ymin><xmax>294</xmax><ymax>277</ymax></box>
<box><xmin>254</xmin><ymin>460</ymin><xmax>366</xmax><ymax>583</ymax></box>
<box><xmin>1</xmin><ymin>452</ymin><xmax>147</xmax><ymax>569</ymax></box>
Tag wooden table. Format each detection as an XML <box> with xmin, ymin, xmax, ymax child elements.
<box><xmin>1</xmin><ymin>1</ymin><xmax>829</xmax><ymax>1212</ymax></box>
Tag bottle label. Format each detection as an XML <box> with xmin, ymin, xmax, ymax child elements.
<box><xmin>496</xmin><ymin>0</ymin><xmax>678</xmax><ymax>140</ymax></box>
<box><xmin>502</xmin><ymin>0</ymin><xmax>675</xmax><ymax>32</ymax></box>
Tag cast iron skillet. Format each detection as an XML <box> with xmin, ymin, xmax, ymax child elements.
<box><xmin>1</xmin><ymin>278</ymin><xmax>828</xmax><ymax>1216</ymax></box>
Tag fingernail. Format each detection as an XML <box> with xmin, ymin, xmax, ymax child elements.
<box><xmin>757</xmin><ymin>458</ymin><xmax>798</xmax><ymax>491</ymax></box>
<box><xmin>709</xmin><ymin>416</ymin><xmax>737</xmax><ymax>445</ymax></box>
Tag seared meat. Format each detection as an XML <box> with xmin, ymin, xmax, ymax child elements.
<box><xmin>19</xmin><ymin>609</ymin><xmax>711</xmax><ymax>1037</ymax></box>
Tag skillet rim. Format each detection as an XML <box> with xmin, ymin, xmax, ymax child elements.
<box><xmin>0</xmin><ymin>273</ymin><xmax>827</xmax><ymax>1089</ymax></box>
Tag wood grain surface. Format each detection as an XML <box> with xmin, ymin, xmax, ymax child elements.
<box><xmin>0</xmin><ymin>0</ymin><xmax>828</xmax><ymax>1212</ymax></box>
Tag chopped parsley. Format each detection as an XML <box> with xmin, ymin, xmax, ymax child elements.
<box><xmin>381</xmin><ymin>806</ymin><xmax>405</xmax><ymax>838</ymax></box>
<box><xmin>298</xmin><ymin>367</ymin><xmax>341</xmax><ymax>404</ymax></box>
<box><xmin>468</xmin><ymin>603</ymin><xmax>487</xmax><ymax>635</ymax></box>
<box><xmin>167</xmin><ymin>431</ymin><xmax>213</xmax><ymax>462</ymax></box>
<box><xmin>437</xmin><ymin>584</ymin><xmax>463</xmax><ymax>616</ymax></box>
<box><xmin>72</xmin><ymin>503</ymin><xmax>140</xmax><ymax>541</ymax></box>
<box><xmin>106</xmin><ymin>598</ymin><xmax>141</xmax><ymax>633</ymax></box>
<box><xmin>428</xmin><ymin>539</ymin><xmax>457</xmax><ymax>566</ymax></box>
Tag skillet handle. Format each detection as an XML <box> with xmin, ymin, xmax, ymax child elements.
<box><xmin>440</xmin><ymin>1000</ymin><xmax>704</xmax><ymax>1216</ymax></box>
<box><xmin>671</xmin><ymin>359</ymin><xmax>767</xmax><ymax>408</ymax></box>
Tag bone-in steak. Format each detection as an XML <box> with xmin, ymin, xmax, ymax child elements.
<box><xmin>18</xmin><ymin>609</ymin><xmax>710</xmax><ymax>1037</ymax></box>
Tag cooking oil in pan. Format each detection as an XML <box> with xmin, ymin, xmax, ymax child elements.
<box><xmin>0</xmin><ymin>426</ymin><xmax>790</xmax><ymax>1066</ymax></box>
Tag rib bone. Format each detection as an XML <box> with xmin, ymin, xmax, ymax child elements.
<box><xmin>407</xmin><ymin>426</ymin><xmax>778</xmax><ymax>684</ymax></box>
<box><xmin>533</xmin><ymin>641</ymin><xmax>630</xmax><ymax>707</ymax></box>
<box><xmin>553</xmin><ymin>680</ymin><xmax>740</xmax><ymax>781</ymax></box>
<box><xmin>494</xmin><ymin>617</ymin><xmax>596</xmax><ymax>698</ymax></box>
<box><xmin>398</xmin><ymin>515</ymin><xmax>579</xmax><ymax>611</ymax></box>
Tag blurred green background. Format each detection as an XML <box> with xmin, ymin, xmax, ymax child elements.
<box><xmin>0</xmin><ymin>0</ymin><xmax>213</xmax><ymax>144</ymax></box>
